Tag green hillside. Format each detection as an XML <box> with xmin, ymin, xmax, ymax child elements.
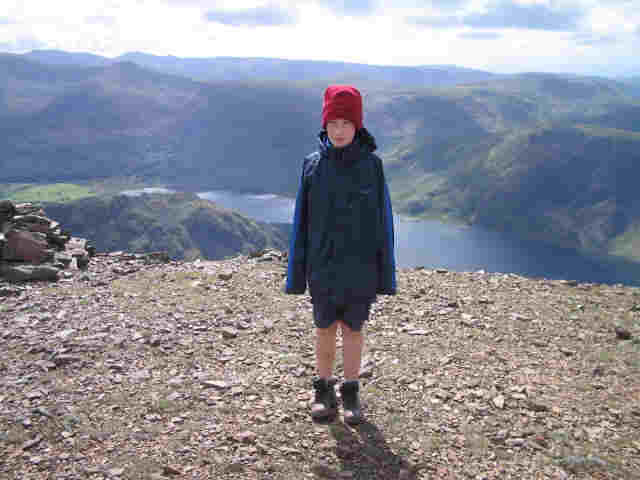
<box><xmin>368</xmin><ymin>76</ymin><xmax>640</xmax><ymax>260</ymax></box>
<box><xmin>43</xmin><ymin>193</ymin><xmax>288</xmax><ymax>261</ymax></box>
<box><xmin>391</xmin><ymin>124</ymin><xmax>640</xmax><ymax>258</ymax></box>
<box><xmin>0</xmin><ymin>183</ymin><xmax>95</xmax><ymax>203</ymax></box>
<box><xmin>155</xmin><ymin>80</ymin><xmax>318</xmax><ymax>195</ymax></box>
<box><xmin>0</xmin><ymin>55</ymin><xmax>318</xmax><ymax>196</ymax></box>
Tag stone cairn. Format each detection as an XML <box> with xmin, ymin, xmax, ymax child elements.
<box><xmin>0</xmin><ymin>199</ymin><xmax>94</xmax><ymax>282</ymax></box>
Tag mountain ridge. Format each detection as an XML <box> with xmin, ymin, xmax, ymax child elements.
<box><xmin>41</xmin><ymin>192</ymin><xmax>289</xmax><ymax>261</ymax></box>
<box><xmin>23</xmin><ymin>49</ymin><xmax>502</xmax><ymax>88</ymax></box>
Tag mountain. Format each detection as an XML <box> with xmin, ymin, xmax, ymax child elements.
<box><xmin>624</xmin><ymin>77</ymin><xmax>640</xmax><ymax>98</ymax></box>
<box><xmin>368</xmin><ymin>74</ymin><xmax>640</xmax><ymax>259</ymax></box>
<box><xmin>422</xmin><ymin>125</ymin><xmax>640</xmax><ymax>249</ymax></box>
<box><xmin>586</xmin><ymin>105</ymin><xmax>640</xmax><ymax>132</ymax></box>
<box><xmin>0</xmin><ymin>53</ymin><xmax>99</xmax><ymax>116</ymax></box>
<box><xmin>43</xmin><ymin>192</ymin><xmax>289</xmax><ymax>260</ymax></box>
<box><xmin>0</xmin><ymin>55</ymin><xmax>318</xmax><ymax>194</ymax></box>
<box><xmin>23</xmin><ymin>49</ymin><xmax>111</xmax><ymax>68</ymax></box>
<box><xmin>0</xmin><ymin>57</ymin><xmax>209</xmax><ymax>182</ymax></box>
<box><xmin>117</xmin><ymin>52</ymin><xmax>501</xmax><ymax>88</ymax></box>
<box><xmin>369</xmin><ymin>73</ymin><xmax>636</xmax><ymax>180</ymax></box>
<box><xmin>155</xmin><ymin>80</ymin><xmax>318</xmax><ymax>194</ymax></box>
<box><xmin>24</xmin><ymin>50</ymin><xmax>500</xmax><ymax>88</ymax></box>
<box><xmin>382</xmin><ymin>104</ymin><xmax>640</xmax><ymax>259</ymax></box>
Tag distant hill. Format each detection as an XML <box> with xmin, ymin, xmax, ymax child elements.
<box><xmin>0</xmin><ymin>53</ymin><xmax>99</xmax><ymax>116</ymax></box>
<box><xmin>23</xmin><ymin>50</ymin><xmax>500</xmax><ymax>88</ymax></box>
<box><xmin>22</xmin><ymin>50</ymin><xmax>111</xmax><ymax>68</ymax></box>
<box><xmin>0</xmin><ymin>55</ymin><xmax>317</xmax><ymax>194</ymax></box>
<box><xmin>624</xmin><ymin>77</ymin><xmax>640</xmax><ymax>98</ymax></box>
<box><xmin>586</xmin><ymin>105</ymin><xmax>640</xmax><ymax>132</ymax></box>
<box><xmin>367</xmin><ymin>76</ymin><xmax>640</xmax><ymax>260</ymax></box>
<box><xmin>386</xmin><ymin>122</ymin><xmax>640</xmax><ymax>259</ymax></box>
<box><xmin>43</xmin><ymin>192</ymin><xmax>288</xmax><ymax>260</ymax></box>
<box><xmin>370</xmin><ymin>73</ymin><xmax>636</xmax><ymax>180</ymax></box>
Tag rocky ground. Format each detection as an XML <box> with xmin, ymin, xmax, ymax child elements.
<box><xmin>1</xmin><ymin>250</ymin><xmax>639</xmax><ymax>479</ymax></box>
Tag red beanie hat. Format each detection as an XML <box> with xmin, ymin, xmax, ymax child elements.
<box><xmin>322</xmin><ymin>85</ymin><xmax>363</xmax><ymax>130</ymax></box>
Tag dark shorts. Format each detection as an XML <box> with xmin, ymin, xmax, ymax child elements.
<box><xmin>312</xmin><ymin>301</ymin><xmax>371</xmax><ymax>332</ymax></box>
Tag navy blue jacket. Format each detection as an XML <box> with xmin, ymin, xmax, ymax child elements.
<box><xmin>285</xmin><ymin>128</ymin><xmax>396</xmax><ymax>304</ymax></box>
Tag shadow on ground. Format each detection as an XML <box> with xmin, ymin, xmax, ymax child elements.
<box><xmin>311</xmin><ymin>418</ymin><xmax>423</xmax><ymax>479</ymax></box>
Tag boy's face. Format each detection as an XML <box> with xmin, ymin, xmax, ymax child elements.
<box><xmin>326</xmin><ymin>118</ymin><xmax>356</xmax><ymax>148</ymax></box>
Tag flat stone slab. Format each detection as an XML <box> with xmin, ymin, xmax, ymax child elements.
<box><xmin>0</xmin><ymin>263</ymin><xmax>60</xmax><ymax>282</ymax></box>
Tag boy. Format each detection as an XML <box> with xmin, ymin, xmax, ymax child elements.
<box><xmin>285</xmin><ymin>85</ymin><xmax>396</xmax><ymax>424</ymax></box>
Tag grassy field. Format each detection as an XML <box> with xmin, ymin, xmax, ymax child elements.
<box><xmin>0</xmin><ymin>183</ymin><xmax>96</xmax><ymax>204</ymax></box>
<box><xmin>0</xmin><ymin>177</ymin><xmax>166</xmax><ymax>204</ymax></box>
<box><xmin>610</xmin><ymin>223</ymin><xmax>640</xmax><ymax>262</ymax></box>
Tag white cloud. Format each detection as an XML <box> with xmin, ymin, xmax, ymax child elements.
<box><xmin>315</xmin><ymin>0</ymin><xmax>377</xmax><ymax>16</ymax></box>
<box><xmin>85</xmin><ymin>15</ymin><xmax>117</xmax><ymax>26</ymax></box>
<box><xmin>572</xmin><ymin>31</ymin><xmax>618</xmax><ymax>46</ymax></box>
<box><xmin>409</xmin><ymin>0</ymin><xmax>586</xmax><ymax>31</ymax></box>
<box><xmin>458</xmin><ymin>30</ymin><xmax>502</xmax><ymax>39</ymax></box>
<box><xmin>0</xmin><ymin>35</ymin><xmax>46</xmax><ymax>53</ymax></box>
<box><xmin>0</xmin><ymin>0</ymin><xmax>636</xmax><ymax>76</ymax></box>
<box><xmin>204</xmin><ymin>4</ymin><xmax>297</xmax><ymax>27</ymax></box>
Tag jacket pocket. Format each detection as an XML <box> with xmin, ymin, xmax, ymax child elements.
<box><xmin>358</xmin><ymin>185</ymin><xmax>373</xmax><ymax>196</ymax></box>
<box><xmin>350</xmin><ymin>185</ymin><xmax>373</xmax><ymax>208</ymax></box>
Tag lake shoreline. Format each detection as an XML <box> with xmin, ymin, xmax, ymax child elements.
<box><xmin>194</xmin><ymin>188</ymin><xmax>640</xmax><ymax>288</ymax></box>
<box><xmin>6</xmin><ymin>181</ymin><xmax>640</xmax><ymax>287</ymax></box>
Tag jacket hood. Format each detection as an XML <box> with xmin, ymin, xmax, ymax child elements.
<box><xmin>318</xmin><ymin>128</ymin><xmax>377</xmax><ymax>165</ymax></box>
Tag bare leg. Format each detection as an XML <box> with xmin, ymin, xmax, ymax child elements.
<box><xmin>315</xmin><ymin>321</ymin><xmax>339</xmax><ymax>378</ymax></box>
<box><xmin>341</xmin><ymin>322</ymin><xmax>364</xmax><ymax>381</ymax></box>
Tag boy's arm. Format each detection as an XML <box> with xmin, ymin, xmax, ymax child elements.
<box><xmin>376</xmin><ymin>158</ymin><xmax>397</xmax><ymax>295</ymax></box>
<box><xmin>285</xmin><ymin>160</ymin><xmax>309</xmax><ymax>294</ymax></box>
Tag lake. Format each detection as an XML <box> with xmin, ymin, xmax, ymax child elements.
<box><xmin>126</xmin><ymin>188</ymin><xmax>640</xmax><ymax>287</ymax></box>
<box><xmin>198</xmin><ymin>190</ymin><xmax>640</xmax><ymax>287</ymax></box>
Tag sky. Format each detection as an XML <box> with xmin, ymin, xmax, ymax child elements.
<box><xmin>0</xmin><ymin>0</ymin><xmax>639</xmax><ymax>77</ymax></box>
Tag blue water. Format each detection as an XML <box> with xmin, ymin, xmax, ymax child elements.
<box><xmin>198</xmin><ymin>190</ymin><xmax>294</xmax><ymax>224</ymax></box>
<box><xmin>128</xmin><ymin>188</ymin><xmax>640</xmax><ymax>286</ymax></box>
<box><xmin>121</xmin><ymin>187</ymin><xmax>177</xmax><ymax>196</ymax></box>
<box><xmin>395</xmin><ymin>218</ymin><xmax>640</xmax><ymax>286</ymax></box>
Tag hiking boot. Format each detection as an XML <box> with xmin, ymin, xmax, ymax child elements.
<box><xmin>340</xmin><ymin>381</ymin><xmax>362</xmax><ymax>425</ymax></box>
<box><xmin>311</xmin><ymin>377</ymin><xmax>338</xmax><ymax>420</ymax></box>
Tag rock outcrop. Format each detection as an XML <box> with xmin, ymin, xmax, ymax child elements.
<box><xmin>0</xmin><ymin>200</ymin><xmax>94</xmax><ymax>282</ymax></box>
